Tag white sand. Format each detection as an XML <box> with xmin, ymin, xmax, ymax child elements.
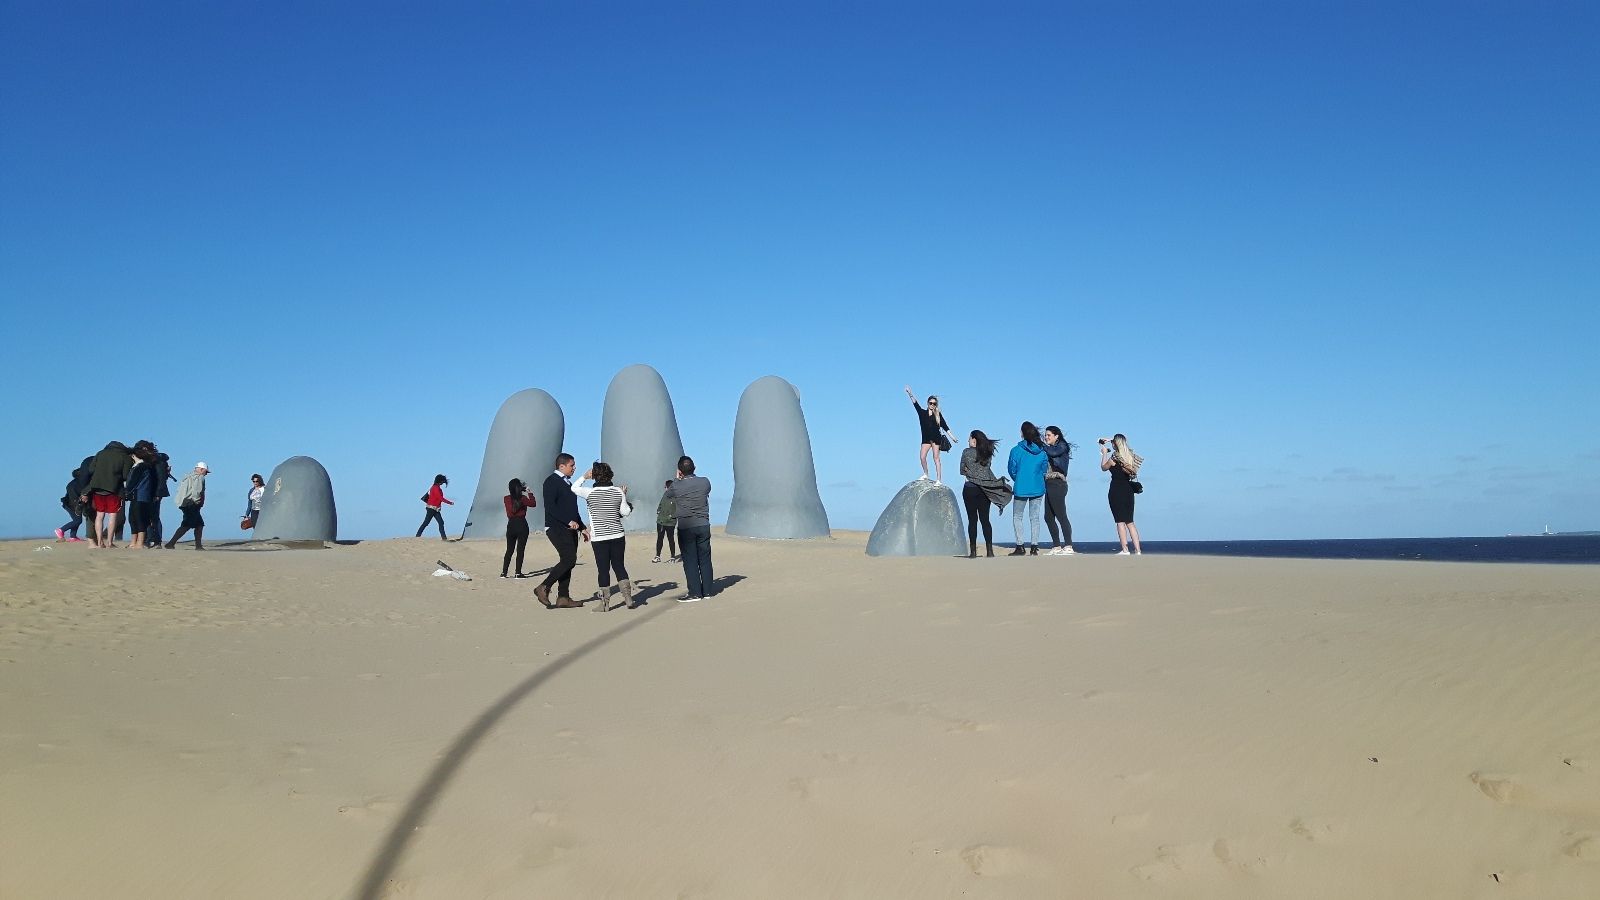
<box><xmin>2</xmin><ymin>533</ymin><xmax>1597</xmax><ymax>899</ymax></box>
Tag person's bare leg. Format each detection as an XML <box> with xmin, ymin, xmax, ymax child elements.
<box><xmin>1116</xmin><ymin>522</ymin><xmax>1129</xmax><ymax>552</ymax></box>
<box><xmin>128</xmin><ymin>531</ymin><xmax>144</xmax><ymax>549</ymax></box>
<box><xmin>918</xmin><ymin>444</ymin><xmax>931</xmax><ymax>477</ymax></box>
<box><xmin>933</xmin><ymin>449</ymin><xmax>943</xmax><ymax>483</ymax></box>
<box><xmin>98</xmin><ymin>511</ymin><xmax>115</xmax><ymax>548</ymax></box>
<box><xmin>1128</xmin><ymin>522</ymin><xmax>1141</xmax><ymax>554</ymax></box>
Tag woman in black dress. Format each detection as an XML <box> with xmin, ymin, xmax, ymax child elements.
<box><xmin>1098</xmin><ymin>433</ymin><xmax>1143</xmax><ymax>555</ymax></box>
<box><xmin>904</xmin><ymin>385</ymin><xmax>952</xmax><ymax>483</ymax></box>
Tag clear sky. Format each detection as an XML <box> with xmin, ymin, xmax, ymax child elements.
<box><xmin>3</xmin><ymin>1</ymin><xmax>1596</xmax><ymax>541</ymax></box>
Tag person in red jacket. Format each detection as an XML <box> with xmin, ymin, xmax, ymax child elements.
<box><xmin>501</xmin><ymin>477</ymin><xmax>538</xmax><ymax>578</ymax></box>
<box><xmin>416</xmin><ymin>474</ymin><xmax>453</xmax><ymax>540</ymax></box>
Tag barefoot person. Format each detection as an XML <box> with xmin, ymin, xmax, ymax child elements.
<box><xmin>572</xmin><ymin>463</ymin><xmax>635</xmax><ymax>610</ymax></box>
<box><xmin>1099</xmin><ymin>434</ymin><xmax>1144</xmax><ymax>555</ymax></box>
<box><xmin>415</xmin><ymin>474</ymin><xmax>453</xmax><ymax>540</ymax></box>
<box><xmin>1007</xmin><ymin>422</ymin><xmax>1049</xmax><ymax>557</ymax></box>
<box><xmin>1041</xmin><ymin>426</ymin><xmax>1075</xmax><ymax>556</ymax></box>
<box><xmin>82</xmin><ymin>441</ymin><xmax>132</xmax><ymax>548</ymax></box>
<box><xmin>123</xmin><ymin>442</ymin><xmax>159</xmax><ymax>551</ymax></box>
<box><xmin>904</xmin><ymin>385</ymin><xmax>952</xmax><ymax>483</ymax></box>
<box><xmin>500</xmin><ymin>478</ymin><xmax>537</xmax><ymax>579</ymax></box>
<box><xmin>960</xmin><ymin>430</ymin><xmax>1012</xmax><ymax>558</ymax></box>
<box><xmin>533</xmin><ymin>454</ymin><xmax>587</xmax><ymax>609</ymax></box>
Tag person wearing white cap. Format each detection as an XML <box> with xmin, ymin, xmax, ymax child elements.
<box><xmin>165</xmin><ymin>462</ymin><xmax>210</xmax><ymax>550</ymax></box>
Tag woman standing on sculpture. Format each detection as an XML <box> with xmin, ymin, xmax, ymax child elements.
<box><xmin>416</xmin><ymin>474</ymin><xmax>453</xmax><ymax>540</ymax></box>
<box><xmin>904</xmin><ymin>385</ymin><xmax>952</xmax><ymax>483</ymax></box>
<box><xmin>960</xmin><ymin>430</ymin><xmax>1012</xmax><ymax>558</ymax></box>
<box><xmin>1099</xmin><ymin>433</ymin><xmax>1144</xmax><ymax>555</ymax></box>
<box><xmin>501</xmin><ymin>478</ymin><xmax>537</xmax><ymax>578</ymax></box>
<box><xmin>572</xmin><ymin>463</ymin><xmax>635</xmax><ymax>610</ymax></box>
<box><xmin>1041</xmin><ymin>426</ymin><xmax>1075</xmax><ymax>555</ymax></box>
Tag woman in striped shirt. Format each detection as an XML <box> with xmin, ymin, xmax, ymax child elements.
<box><xmin>572</xmin><ymin>462</ymin><xmax>635</xmax><ymax>610</ymax></box>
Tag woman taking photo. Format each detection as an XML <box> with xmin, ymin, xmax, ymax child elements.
<box><xmin>572</xmin><ymin>463</ymin><xmax>635</xmax><ymax>610</ymax></box>
<box><xmin>1041</xmin><ymin>426</ymin><xmax>1074</xmax><ymax>556</ymax></box>
<box><xmin>1006</xmin><ymin>422</ymin><xmax>1049</xmax><ymax>556</ymax></box>
<box><xmin>1099</xmin><ymin>434</ymin><xmax>1144</xmax><ymax>555</ymax></box>
<box><xmin>960</xmin><ymin>430</ymin><xmax>1012</xmax><ymax>558</ymax></box>
<box><xmin>903</xmin><ymin>385</ymin><xmax>952</xmax><ymax>483</ymax></box>
<box><xmin>501</xmin><ymin>478</ymin><xmax>537</xmax><ymax>579</ymax></box>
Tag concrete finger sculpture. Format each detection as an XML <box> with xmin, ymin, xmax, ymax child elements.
<box><xmin>600</xmin><ymin>364</ymin><xmax>684</xmax><ymax>533</ymax></box>
<box><xmin>462</xmin><ymin>388</ymin><xmax>565</xmax><ymax>539</ymax></box>
<box><xmin>726</xmin><ymin>375</ymin><xmax>830</xmax><ymax>539</ymax></box>
<box><xmin>865</xmin><ymin>478</ymin><xmax>967</xmax><ymax>557</ymax></box>
<box><xmin>254</xmin><ymin>455</ymin><xmax>337</xmax><ymax>542</ymax></box>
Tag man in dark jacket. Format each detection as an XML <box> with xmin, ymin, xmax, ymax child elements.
<box><xmin>82</xmin><ymin>441</ymin><xmax>132</xmax><ymax>548</ymax></box>
<box><xmin>533</xmin><ymin>453</ymin><xmax>587</xmax><ymax>609</ymax></box>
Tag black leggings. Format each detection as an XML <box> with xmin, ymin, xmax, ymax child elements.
<box><xmin>503</xmin><ymin>518</ymin><xmax>530</xmax><ymax>576</ymax></box>
<box><xmin>1044</xmin><ymin>479</ymin><xmax>1072</xmax><ymax>547</ymax></box>
<box><xmin>655</xmin><ymin>524</ymin><xmax>677</xmax><ymax>558</ymax></box>
<box><xmin>592</xmin><ymin>537</ymin><xmax>629</xmax><ymax>588</ymax></box>
<box><xmin>962</xmin><ymin>482</ymin><xmax>992</xmax><ymax>548</ymax></box>
<box><xmin>416</xmin><ymin>507</ymin><xmax>446</xmax><ymax>539</ymax></box>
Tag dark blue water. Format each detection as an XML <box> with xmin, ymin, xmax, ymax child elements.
<box><xmin>1064</xmin><ymin>535</ymin><xmax>1600</xmax><ymax>564</ymax></box>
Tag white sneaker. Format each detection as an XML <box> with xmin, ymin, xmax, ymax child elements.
<box><xmin>918</xmin><ymin>474</ymin><xmax>929</xmax><ymax>480</ymax></box>
<box><xmin>1134</xmin><ymin>550</ymin><xmax>1142</xmax><ymax>555</ymax></box>
<box><xmin>1061</xmin><ymin>547</ymin><xmax>1075</xmax><ymax>555</ymax></box>
<box><xmin>1045</xmin><ymin>547</ymin><xmax>1061</xmax><ymax>556</ymax></box>
<box><xmin>1116</xmin><ymin>550</ymin><xmax>1131</xmax><ymax>556</ymax></box>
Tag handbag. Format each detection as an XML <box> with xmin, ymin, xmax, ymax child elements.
<box><xmin>1131</xmin><ymin>481</ymin><xmax>1144</xmax><ymax>494</ymax></box>
<box><xmin>240</xmin><ymin>516</ymin><xmax>254</xmax><ymax>530</ymax></box>
<box><xmin>936</xmin><ymin>432</ymin><xmax>952</xmax><ymax>452</ymax></box>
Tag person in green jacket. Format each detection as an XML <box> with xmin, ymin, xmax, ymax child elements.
<box><xmin>653</xmin><ymin>479</ymin><xmax>678</xmax><ymax>563</ymax></box>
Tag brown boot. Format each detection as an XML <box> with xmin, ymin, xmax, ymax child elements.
<box><xmin>554</xmin><ymin>595</ymin><xmax>581</xmax><ymax>609</ymax></box>
<box><xmin>620</xmin><ymin>580</ymin><xmax>636</xmax><ymax>608</ymax></box>
<box><xmin>533</xmin><ymin>584</ymin><xmax>553</xmax><ymax>608</ymax></box>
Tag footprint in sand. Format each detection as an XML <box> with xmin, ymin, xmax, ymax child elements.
<box><xmin>961</xmin><ymin>844</ymin><xmax>1037</xmax><ymax>876</ymax></box>
<box><xmin>338</xmin><ymin>797</ymin><xmax>399</xmax><ymax>820</ymax></box>
<box><xmin>1288</xmin><ymin>816</ymin><xmax>1344</xmax><ymax>842</ymax></box>
<box><xmin>780</xmin><ymin>715</ymin><xmax>809</xmax><ymax>727</ymax></box>
<box><xmin>787</xmin><ymin>777</ymin><xmax>816</xmax><ymax>800</ymax></box>
<box><xmin>1131</xmin><ymin>839</ymin><xmax>1269</xmax><ymax>881</ymax></box>
<box><xmin>1469</xmin><ymin>771</ymin><xmax>1521</xmax><ymax>805</ymax></box>
<box><xmin>1564</xmin><ymin>832</ymin><xmax>1600</xmax><ymax>862</ymax></box>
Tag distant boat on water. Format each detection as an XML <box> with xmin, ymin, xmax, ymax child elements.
<box><xmin>1542</xmin><ymin>524</ymin><xmax>1555</xmax><ymax>536</ymax></box>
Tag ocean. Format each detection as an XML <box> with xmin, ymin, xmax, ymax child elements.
<box><xmin>1066</xmin><ymin>534</ymin><xmax>1600</xmax><ymax>564</ymax></box>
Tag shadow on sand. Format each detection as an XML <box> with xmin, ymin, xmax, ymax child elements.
<box><xmin>351</xmin><ymin>603</ymin><xmax>673</xmax><ymax>900</ymax></box>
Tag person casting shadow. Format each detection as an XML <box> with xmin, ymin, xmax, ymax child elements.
<box><xmin>533</xmin><ymin>454</ymin><xmax>588</xmax><ymax>609</ymax></box>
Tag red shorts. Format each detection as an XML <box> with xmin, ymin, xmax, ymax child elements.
<box><xmin>91</xmin><ymin>492</ymin><xmax>122</xmax><ymax>514</ymax></box>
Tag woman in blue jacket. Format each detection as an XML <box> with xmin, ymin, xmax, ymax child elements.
<box><xmin>1006</xmin><ymin>421</ymin><xmax>1049</xmax><ymax>556</ymax></box>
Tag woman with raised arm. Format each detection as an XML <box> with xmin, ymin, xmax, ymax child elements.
<box><xmin>1099</xmin><ymin>433</ymin><xmax>1144</xmax><ymax>555</ymax></box>
<box><xmin>572</xmin><ymin>463</ymin><xmax>635</xmax><ymax>610</ymax></box>
<box><xmin>904</xmin><ymin>385</ymin><xmax>953</xmax><ymax>483</ymax></box>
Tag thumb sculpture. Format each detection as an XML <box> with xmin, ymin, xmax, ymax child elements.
<box><xmin>254</xmin><ymin>456</ymin><xmax>337</xmax><ymax>542</ymax></box>
<box><xmin>463</xmin><ymin>388</ymin><xmax>565</xmax><ymax>539</ymax></box>
<box><xmin>865</xmin><ymin>479</ymin><xmax>966</xmax><ymax>557</ymax></box>
<box><xmin>726</xmin><ymin>375</ymin><xmax>829</xmax><ymax>539</ymax></box>
<box><xmin>600</xmin><ymin>364</ymin><xmax>684</xmax><ymax>533</ymax></box>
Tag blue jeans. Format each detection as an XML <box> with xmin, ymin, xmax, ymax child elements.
<box><xmin>1012</xmin><ymin>495</ymin><xmax>1043</xmax><ymax>546</ymax></box>
<box><xmin>677</xmin><ymin>524</ymin><xmax>714</xmax><ymax>597</ymax></box>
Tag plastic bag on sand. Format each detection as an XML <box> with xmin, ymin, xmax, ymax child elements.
<box><xmin>433</xmin><ymin>568</ymin><xmax>471</xmax><ymax>581</ymax></box>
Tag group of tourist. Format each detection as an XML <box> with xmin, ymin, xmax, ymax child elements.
<box><xmin>907</xmin><ymin>388</ymin><xmax>1146</xmax><ymax>556</ymax></box>
<box><xmin>438</xmin><ymin>452</ymin><xmax>715</xmax><ymax>611</ymax></box>
<box><xmin>54</xmin><ymin>441</ymin><xmax>264</xmax><ymax>551</ymax></box>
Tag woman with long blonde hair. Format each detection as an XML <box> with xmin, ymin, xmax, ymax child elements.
<box><xmin>1098</xmin><ymin>433</ymin><xmax>1144</xmax><ymax>555</ymax></box>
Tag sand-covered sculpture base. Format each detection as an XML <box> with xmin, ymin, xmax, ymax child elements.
<box><xmin>2</xmin><ymin>537</ymin><xmax>1598</xmax><ymax>899</ymax></box>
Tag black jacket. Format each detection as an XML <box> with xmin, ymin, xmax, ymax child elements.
<box><xmin>542</xmin><ymin>472</ymin><xmax>582</xmax><ymax>531</ymax></box>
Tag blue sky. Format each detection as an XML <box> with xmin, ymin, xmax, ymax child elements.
<box><xmin>3</xmin><ymin>1</ymin><xmax>1596</xmax><ymax>540</ymax></box>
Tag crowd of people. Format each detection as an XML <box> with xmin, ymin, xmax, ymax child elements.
<box><xmin>53</xmin><ymin>440</ymin><xmax>263</xmax><ymax>551</ymax></box>
<box><xmin>907</xmin><ymin>388</ymin><xmax>1146</xmax><ymax>556</ymax></box>
<box><xmin>494</xmin><ymin>452</ymin><xmax>716</xmax><ymax>611</ymax></box>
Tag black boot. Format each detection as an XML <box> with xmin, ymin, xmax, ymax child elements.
<box><xmin>985</xmin><ymin>544</ymin><xmax>995</xmax><ymax>557</ymax></box>
<box><xmin>1028</xmin><ymin>544</ymin><xmax>1038</xmax><ymax>556</ymax></box>
<box><xmin>193</xmin><ymin>526</ymin><xmax>204</xmax><ymax>551</ymax></box>
<box><xmin>1007</xmin><ymin>546</ymin><xmax>1026</xmax><ymax>556</ymax></box>
<box><xmin>968</xmin><ymin>540</ymin><xmax>977</xmax><ymax>559</ymax></box>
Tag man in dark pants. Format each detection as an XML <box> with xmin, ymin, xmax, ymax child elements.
<box><xmin>666</xmin><ymin>455</ymin><xmax>714</xmax><ymax>602</ymax></box>
<box><xmin>165</xmin><ymin>461</ymin><xmax>209</xmax><ymax>550</ymax></box>
<box><xmin>534</xmin><ymin>453</ymin><xmax>587</xmax><ymax>609</ymax></box>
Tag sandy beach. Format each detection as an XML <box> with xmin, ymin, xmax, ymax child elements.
<box><xmin>2</xmin><ymin>533</ymin><xmax>1597</xmax><ymax>899</ymax></box>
